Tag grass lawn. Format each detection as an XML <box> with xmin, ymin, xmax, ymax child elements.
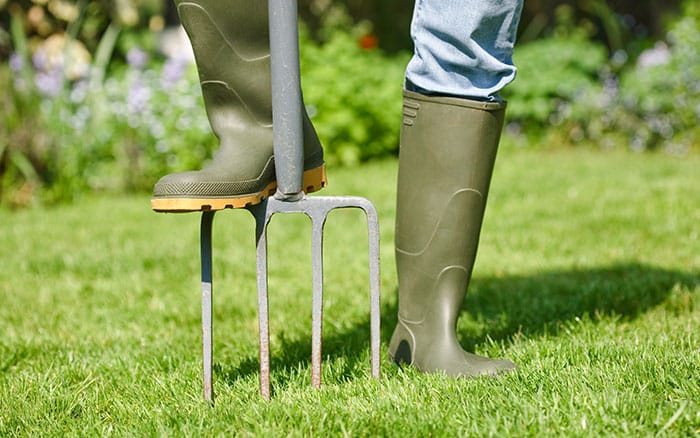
<box><xmin>1</xmin><ymin>147</ymin><xmax>698</xmax><ymax>435</ymax></box>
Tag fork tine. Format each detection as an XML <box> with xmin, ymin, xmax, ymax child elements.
<box><xmin>251</xmin><ymin>202</ymin><xmax>272</xmax><ymax>400</ymax></box>
<box><xmin>200</xmin><ymin>211</ymin><xmax>215</xmax><ymax>402</ymax></box>
<box><xmin>362</xmin><ymin>202</ymin><xmax>382</xmax><ymax>380</ymax></box>
<box><xmin>310</xmin><ymin>214</ymin><xmax>326</xmax><ymax>388</ymax></box>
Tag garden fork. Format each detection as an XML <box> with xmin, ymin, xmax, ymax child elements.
<box><xmin>199</xmin><ymin>0</ymin><xmax>381</xmax><ymax>401</ymax></box>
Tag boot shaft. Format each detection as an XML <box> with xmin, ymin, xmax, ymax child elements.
<box><xmin>174</xmin><ymin>0</ymin><xmax>270</xmax><ymax>62</ymax></box>
<box><xmin>395</xmin><ymin>90</ymin><xmax>506</xmax><ymax>326</ymax></box>
<box><xmin>176</xmin><ymin>0</ymin><xmax>272</xmax><ymax>132</ymax></box>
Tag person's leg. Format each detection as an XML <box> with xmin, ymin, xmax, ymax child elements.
<box><xmin>389</xmin><ymin>0</ymin><xmax>523</xmax><ymax>376</ymax></box>
<box><xmin>405</xmin><ymin>0</ymin><xmax>523</xmax><ymax>100</ymax></box>
<box><xmin>151</xmin><ymin>0</ymin><xmax>326</xmax><ymax>212</ymax></box>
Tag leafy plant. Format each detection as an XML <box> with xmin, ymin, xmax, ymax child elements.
<box><xmin>550</xmin><ymin>0</ymin><xmax>700</xmax><ymax>153</ymax></box>
<box><xmin>613</xmin><ymin>0</ymin><xmax>700</xmax><ymax>153</ymax></box>
<box><xmin>300</xmin><ymin>27</ymin><xmax>409</xmax><ymax>166</ymax></box>
<box><xmin>501</xmin><ymin>31</ymin><xmax>608</xmax><ymax>142</ymax></box>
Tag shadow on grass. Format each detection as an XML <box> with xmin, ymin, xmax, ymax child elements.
<box><xmin>214</xmin><ymin>262</ymin><xmax>698</xmax><ymax>390</ymax></box>
<box><xmin>461</xmin><ymin>262</ymin><xmax>699</xmax><ymax>350</ymax></box>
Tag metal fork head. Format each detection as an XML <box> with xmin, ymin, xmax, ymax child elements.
<box><xmin>247</xmin><ymin>195</ymin><xmax>381</xmax><ymax>399</ymax></box>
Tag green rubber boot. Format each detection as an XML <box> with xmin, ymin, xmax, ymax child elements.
<box><xmin>151</xmin><ymin>0</ymin><xmax>326</xmax><ymax>212</ymax></box>
<box><xmin>388</xmin><ymin>90</ymin><xmax>516</xmax><ymax>377</ymax></box>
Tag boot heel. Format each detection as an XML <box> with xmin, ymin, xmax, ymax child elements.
<box><xmin>302</xmin><ymin>165</ymin><xmax>328</xmax><ymax>194</ymax></box>
<box><xmin>388</xmin><ymin>319</ymin><xmax>415</xmax><ymax>366</ymax></box>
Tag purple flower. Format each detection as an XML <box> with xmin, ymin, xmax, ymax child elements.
<box><xmin>127</xmin><ymin>79</ymin><xmax>151</xmax><ymax>116</ymax></box>
<box><xmin>126</xmin><ymin>47</ymin><xmax>149</xmax><ymax>70</ymax></box>
<box><xmin>35</xmin><ymin>70</ymin><xmax>64</xmax><ymax>97</ymax></box>
<box><xmin>161</xmin><ymin>57</ymin><xmax>187</xmax><ymax>90</ymax></box>
<box><xmin>32</xmin><ymin>50</ymin><xmax>50</xmax><ymax>71</ymax></box>
<box><xmin>9</xmin><ymin>53</ymin><xmax>24</xmax><ymax>73</ymax></box>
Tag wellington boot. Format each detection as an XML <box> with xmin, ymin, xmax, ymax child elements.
<box><xmin>151</xmin><ymin>0</ymin><xmax>326</xmax><ymax>212</ymax></box>
<box><xmin>388</xmin><ymin>90</ymin><xmax>516</xmax><ymax>376</ymax></box>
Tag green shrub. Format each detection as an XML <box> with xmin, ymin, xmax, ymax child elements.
<box><xmin>501</xmin><ymin>0</ymin><xmax>699</xmax><ymax>154</ymax></box>
<box><xmin>501</xmin><ymin>33</ymin><xmax>608</xmax><ymax>142</ymax></box>
<box><xmin>300</xmin><ymin>28</ymin><xmax>408</xmax><ymax>166</ymax></box>
<box><xmin>547</xmin><ymin>0</ymin><xmax>700</xmax><ymax>153</ymax></box>
<box><xmin>613</xmin><ymin>1</ymin><xmax>700</xmax><ymax>153</ymax></box>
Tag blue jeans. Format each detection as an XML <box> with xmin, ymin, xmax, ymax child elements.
<box><xmin>405</xmin><ymin>0</ymin><xmax>524</xmax><ymax>101</ymax></box>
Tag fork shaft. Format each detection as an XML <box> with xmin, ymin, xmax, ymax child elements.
<box><xmin>268</xmin><ymin>0</ymin><xmax>304</xmax><ymax>196</ymax></box>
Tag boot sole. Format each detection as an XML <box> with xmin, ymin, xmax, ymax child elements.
<box><xmin>151</xmin><ymin>165</ymin><xmax>327</xmax><ymax>212</ymax></box>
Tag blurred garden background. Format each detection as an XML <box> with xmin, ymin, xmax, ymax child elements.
<box><xmin>1</xmin><ymin>0</ymin><xmax>699</xmax><ymax>207</ymax></box>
